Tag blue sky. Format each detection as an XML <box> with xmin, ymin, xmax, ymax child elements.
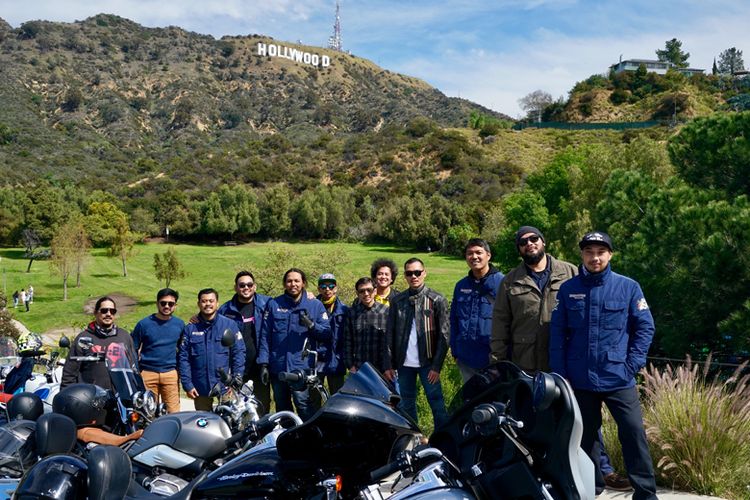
<box><xmin>2</xmin><ymin>1</ymin><xmax>748</xmax><ymax>117</ymax></box>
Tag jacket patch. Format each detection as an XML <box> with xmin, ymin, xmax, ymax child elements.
<box><xmin>191</xmin><ymin>331</ymin><xmax>205</xmax><ymax>336</ymax></box>
<box><xmin>460</xmin><ymin>288</ymin><xmax>472</xmax><ymax>294</ymax></box>
<box><xmin>322</xmin><ymin>312</ymin><xmax>329</xmax><ymax>320</ymax></box>
<box><xmin>636</xmin><ymin>298</ymin><xmax>649</xmax><ymax>311</ymax></box>
<box><xmin>569</xmin><ymin>293</ymin><xmax>586</xmax><ymax>300</ymax></box>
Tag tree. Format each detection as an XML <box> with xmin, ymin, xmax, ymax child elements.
<box><xmin>153</xmin><ymin>247</ymin><xmax>187</xmax><ymax>287</ymax></box>
<box><xmin>22</xmin><ymin>228</ymin><xmax>48</xmax><ymax>273</ymax></box>
<box><xmin>668</xmin><ymin>112</ymin><xmax>750</xmax><ymax>197</ymax></box>
<box><xmin>717</xmin><ymin>47</ymin><xmax>745</xmax><ymax>75</ymax></box>
<box><xmin>518</xmin><ymin>90</ymin><xmax>554</xmax><ymax>122</ymax></box>
<box><xmin>109</xmin><ymin>220</ymin><xmax>137</xmax><ymax>277</ymax></box>
<box><xmin>85</xmin><ymin>201</ymin><xmax>129</xmax><ymax>247</ymax></box>
<box><xmin>656</xmin><ymin>38</ymin><xmax>690</xmax><ymax>68</ymax></box>
<box><xmin>50</xmin><ymin>218</ymin><xmax>89</xmax><ymax>300</ymax></box>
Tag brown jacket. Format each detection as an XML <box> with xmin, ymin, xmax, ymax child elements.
<box><xmin>490</xmin><ymin>255</ymin><xmax>576</xmax><ymax>373</ymax></box>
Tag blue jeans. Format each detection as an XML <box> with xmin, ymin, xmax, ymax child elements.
<box><xmin>271</xmin><ymin>378</ymin><xmax>315</xmax><ymax>421</ymax></box>
<box><xmin>397</xmin><ymin>366</ymin><xmax>448</xmax><ymax>429</ymax></box>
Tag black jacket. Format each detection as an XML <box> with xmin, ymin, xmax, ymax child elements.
<box><xmin>61</xmin><ymin>323</ymin><xmax>135</xmax><ymax>390</ymax></box>
<box><xmin>387</xmin><ymin>286</ymin><xmax>450</xmax><ymax>373</ymax></box>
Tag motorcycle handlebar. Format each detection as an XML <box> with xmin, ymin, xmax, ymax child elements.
<box><xmin>471</xmin><ymin>407</ymin><xmax>495</xmax><ymax>425</ymax></box>
<box><xmin>369</xmin><ymin>459</ymin><xmax>405</xmax><ymax>483</ymax></box>
<box><xmin>278</xmin><ymin>371</ymin><xmax>302</xmax><ymax>383</ymax></box>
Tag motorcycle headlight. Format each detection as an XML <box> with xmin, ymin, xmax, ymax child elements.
<box><xmin>132</xmin><ymin>390</ymin><xmax>157</xmax><ymax>419</ymax></box>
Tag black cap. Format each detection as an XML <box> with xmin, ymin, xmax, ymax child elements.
<box><xmin>515</xmin><ymin>226</ymin><xmax>545</xmax><ymax>246</ymax></box>
<box><xmin>579</xmin><ymin>231</ymin><xmax>613</xmax><ymax>251</ymax></box>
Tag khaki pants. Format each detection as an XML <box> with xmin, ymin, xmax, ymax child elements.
<box><xmin>141</xmin><ymin>369</ymin><xmax>181</xmax><ymax>414</ymax></box>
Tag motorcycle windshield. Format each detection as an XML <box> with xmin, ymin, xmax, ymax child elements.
<box><xmin>104</xmin><ymin>342</ymin><xmax>145</xmax><ymax>402</ymax></box>
<box><xmin>0</xmin><ymin>338</ymin><xmax>18</xmax><ymax>367</ymax></box>
<box><xmin>0</xmin><ymin>426</ymin><xmax>28</xmax><ymax>474</ymax></box>
<box><xmin>446</xmin><ymin>361</ymin><xmax>526</xmax><ymax>415</ymax></box>
<box><xmin>338</xmin><ymin>362</ymin><xmax>398</xmax><ymax>404</ymax></box>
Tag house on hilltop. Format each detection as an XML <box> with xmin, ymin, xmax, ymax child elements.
<box><xmin>610</xmin><ymin>58</ymin><xmax>704</xmax><ymax>77</ymax></box>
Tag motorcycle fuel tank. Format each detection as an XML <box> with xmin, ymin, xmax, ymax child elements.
<box><xmin>194</xmin><ymin>445</ymin><xmax>283</xmax><ymax>498</ymax></box>
<box><xmin>128</xmin><ymin>411</ymin><xmax>231</xmax><ymax>469</ymax></box>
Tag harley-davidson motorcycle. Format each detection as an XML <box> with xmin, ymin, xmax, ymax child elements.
<box><xmin>12</xmin><ymin>362</ymin><xmax>594</xmax><ymax>499</ymax></box>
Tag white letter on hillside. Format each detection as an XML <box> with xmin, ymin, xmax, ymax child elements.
<box><xmin>257</xmin><ymin>42</ymin><xmax>267</xmax><ymax>56</ymax></box>
<box><xmin>268</xmin><ymin>44</ymin><xmax>278</xmax><ymax>57</ymax></box>
<box><xmin>322</xmin><ymin>55</ymin><xmax>330</xmax><ymax>67</ymax></box>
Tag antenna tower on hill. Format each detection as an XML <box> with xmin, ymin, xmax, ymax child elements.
<box><xmin>328</xmin><ymin>0</ymin><xmax>343</xmax><ymax>52</ymax></box>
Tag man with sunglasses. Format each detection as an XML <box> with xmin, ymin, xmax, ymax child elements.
<box><xmin>217</xmin><ymin>271</ymin><xmax>271</xmax><ymax>415</ymax></box>
<box><xmin>315</xmin><ymin>274</ymin><xmax>348</xmax><ymax>395</ymax></box>
<box><xmin>344</xmin><ymin>277</ymin><xmax>390</xmax><ymax>374</ymax></box>
<box><xmin>386</xmin><ymin>258</ymin><xmax>449</xmax><ymax>429</ymax></box>
<box><xmin>131</xmin><ymin>288</ymin><xmax>185</xmax><ymax>413</ymax></box>
<box><xmin>491</xmin><ymin>226</ymin><xmax>576</xmax><ymax>373</ymax></box>
<box><xmin>61</xmin><ymin>296</ymin><xmax>136</xmax><ymax>391</ymax></box>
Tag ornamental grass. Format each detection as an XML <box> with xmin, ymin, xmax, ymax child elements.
<box><xmin>640</xmin><ymin>356</ymin><xmax>750</xmax><ymax>498</ymax></box>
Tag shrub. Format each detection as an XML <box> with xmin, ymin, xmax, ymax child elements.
<box><xmin>640</xmin><ymin>357</ymin><xmax>750</xmax><ymax>497</ymax></box>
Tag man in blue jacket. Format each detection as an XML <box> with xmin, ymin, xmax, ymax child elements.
<box><xmin>316</xmin><ymin>273</ymin><xmax>348</xmax><ymax>395</ymax></box>
<box><xmin>550</xmin><ymin>231</ymin><xmax>657</xmax><ymax>500</ymax></box>
<box><xmin>450</xmin><ymin>238</ymin><xmax>503</xmax><ymax>382</ymax></box>
<box><xmin>217</xmin><ymin>271</ymin><xmax>271</xmax><ymax>415</ymax></box>
<box><xmin>257</xmin><ymin>269</ymin><xmax>331</xmax><ymax>420</ymax></box>
<box><xmin>178</xmin><ymin>288</ymin><xmax>245</xmax><ymax>411</ymax></box>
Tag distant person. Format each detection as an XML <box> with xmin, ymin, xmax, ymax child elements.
<box><xmin>19</xmin><ymin>290</ymin><xmax>27</xmax><ymax>312</ymax></box>
<box><xmin>178</xmin><ymin>288</ymin><xmax>245</xmax><ymax>411</ymax></box>
<box><xmin>370</xmin><ymin>258</ymin><xmax>399</xmax><ymax>306</ymax></box>
<box><xmin>315</xmin><ymin>273</ymin><xmax>347</xmax><ymax>395</ymax></box>
<box><xmin>450</xmin><ymin>238</ymin><xmax>503</xmax><ymax>383</ymax></box>
<box><xmin>551</xmin><ymin>231</ymin><xmax>656</xmax><ymax>499</ymax></box>
<box><xmin>386</xmin><ymin>258</ymin><xmax>449</xmax><ymax>429</ymax></box>
<box><xmin>61</xmin><ymin>296</ymin><xmax>136</xmax><ymax>391</ymax></box>
<box><xmin>217</xmin><ymin>271</ymin><xmax>271</xmax><ymax>416</ymax></box>
<box><xmin>27</xmin><ymin>285</ymin><xmax>34</xmax><ymax>304</ymax></box>
<box><xmin>131</xmin><ymin>288</ymin><xmax>185</xmax><ymax>413</ymax></box>
<box><xmin>12</xmin><ymin>290</ymin><xmax>19</xmax><ymax>309</ymax></box>
<box><xmin>257</xmin><ymin>269</ymin><xmax>331</xmax><ymax>420</ymax></box>
<box><xmin>344</xmin><ymin>277</ymin><xmax>390</xmax><ymax>373</ymax></box>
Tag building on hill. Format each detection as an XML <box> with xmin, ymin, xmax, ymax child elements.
<box><xmin>610</xmin><ymin>58</ymin><xmax>704</xmax><ymax>77</ymax></box>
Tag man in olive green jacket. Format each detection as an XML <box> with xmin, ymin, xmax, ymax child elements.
<box><xmin>490</xmin><ymin>226</ymin><xmax>577</xmax><ymax>373</ymax></box>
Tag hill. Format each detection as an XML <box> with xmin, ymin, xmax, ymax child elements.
<box><xmin>0</xmin><ymin>14</ymin><xmax>507</xmax><ymax>186</ymax></box>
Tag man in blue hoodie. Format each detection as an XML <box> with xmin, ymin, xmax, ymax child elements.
<box><xmin>178</xmin><ymin>288</ymin><xmax>245</xmax><ymax>411</ymax></box>
<box><xmin>550</xmin><ymin>231</ymin><xmax>656</xmax><ymax>500</ymax></box>
<box><xmin>450</xmin><ymin>238</ymin><xmax>503</xmax><ymax>382</ymax></box>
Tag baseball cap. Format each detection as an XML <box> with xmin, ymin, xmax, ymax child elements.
<box><xmin>318</xmin><ymin>273</ymin><xmax>337</xmax><ymax>284</ymax></box>
<box><xmin>579</xmin><ymin>231</ymin><xmax>613</xmax><ymax>251</ymax></box>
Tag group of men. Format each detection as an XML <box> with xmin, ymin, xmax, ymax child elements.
<box><xmin>59</xmin><ymin>226</ymin><xmax>656</xmax><ymax>500</ymax></box>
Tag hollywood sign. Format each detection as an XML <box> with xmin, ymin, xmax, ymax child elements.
<box><xmin>256</xmin><ymin>42</ymin><xmax>331</xmax><ymax>67</ymax></box>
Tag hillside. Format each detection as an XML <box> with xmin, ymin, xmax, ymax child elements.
<box><xmin>0</xmin><ymin>14</ymin><xmax>507</xmax><ymax>186</ymax></box>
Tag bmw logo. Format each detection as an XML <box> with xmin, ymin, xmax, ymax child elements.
<box><xmin>197</xmin><ymin>418</ymin><xmax>208</xmax><ymax>428</ymax></box>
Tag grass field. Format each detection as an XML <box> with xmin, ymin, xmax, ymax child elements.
<box><xmin>0</xmin><ymin>241</ymin><xmax>467</xmax><ymax>335</ymax></box>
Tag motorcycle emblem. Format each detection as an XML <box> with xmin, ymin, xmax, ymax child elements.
<box><xmin>197</xmin><ymin>418</ymin><xmax>208</xmax><ymax>428</ymax></box>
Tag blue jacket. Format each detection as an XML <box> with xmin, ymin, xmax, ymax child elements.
<box><xmin>178</xmin><ymin>313</ymin><xmax>245</xmax><ymax>396</ymax></box>
<box><xmin>549</xmin><ymin>265</ymin><xmax>655</xmax><ymax>392</ymax></box>
<box><xmin>217</xmin><ymin>293</ymin><xmax>270</xmax><ymax>370</ymax></box>
<box><xmin>257</xmin><ymin>292</ymin><xmax>332</xmax><ymax>375</ymax></box>
<box><xmin>317</xmin><ymin>296</ymin><xmax>348</xmax><ymax>376</ymax></box>
<box><xmin>450</xmin><ymin>266</ymin><xmax>504</xmax><ymax>369</ymax></box>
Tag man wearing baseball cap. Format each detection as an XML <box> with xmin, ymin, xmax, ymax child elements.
<box><xmin>316</xmin><ymin>273</ymin><xmax>348</xmax><ymax>395</ymax></box>
<box><xmin>550</xmin><ymin>231</ymin><xmax>657</xmax><ymax>499</ymax></box>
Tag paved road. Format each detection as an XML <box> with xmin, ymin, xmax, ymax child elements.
<box><xmin>600</xmin><ymin>490</ymin><xmax>725</xmax><ymax>500</ymax></box>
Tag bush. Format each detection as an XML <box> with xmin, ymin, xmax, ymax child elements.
<box><xmin>640</xmin><ymin>357</ymin><xmax>750</xmax><ymax>497</ymax></box>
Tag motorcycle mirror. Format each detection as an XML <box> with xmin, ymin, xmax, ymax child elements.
<box><xmin>209</xmin><ymin>382</ymin><xmax>222</xmax><ymax>398</ymax></box>
<box><xmin>532</xmin><ymin>372</ymin><xmax>560</xmax><ymax>411</ymax></box>
<box><xmin>221</xmin><ymin>329</ymin><xmax>236</xmax><ymax>348</ymax></box>
<box><xmin>58</xmin><ymin>336</ymin><xmax>71</xmax><ymax>349</ymax></box>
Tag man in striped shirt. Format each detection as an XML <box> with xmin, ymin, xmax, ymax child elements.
<box><xmin>344</xmin><ymin>277</ymin><xmax>390</xmax><ymax>374</ymax></box>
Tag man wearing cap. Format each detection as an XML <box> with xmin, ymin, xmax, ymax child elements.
<box><xmin>550</xmin><ymin>231</ymin><xmax>657</xmax><ymax>500</ymax></box>
<box><xmin>490</xmin><ymin>226</ymin><xmax>576</xmax><ymax>373</ymax></box>
<box><xmin>316</xmin><ymin>273</ymin><xmax>348</xmax><ymax>395</ymax></box>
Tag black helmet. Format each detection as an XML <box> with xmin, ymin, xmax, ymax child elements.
<box><xmin>6</xmin><ymin>392</ymin><xmax>43</xmax><ymax>421</ymax></box>
<box><xmin>13</xmin><ymin>454</ymin><xmax>88</xmax><ymax>500</ymax></box>
<box><xmin>52</xmin><ymin>384</ymin><xmax>110</xmax><ymax>427</ymax></box>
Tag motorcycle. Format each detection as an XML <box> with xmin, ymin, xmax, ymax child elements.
<box><xmin>360</xmin><ymin>362</ymin><xmax>595</xmax><ymax>499</ymax></box>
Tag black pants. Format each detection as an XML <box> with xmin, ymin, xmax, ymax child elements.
<box><xmin>574</xmin><ymin>387</ymin><xmax>657</xmax><ymax>500</ymax></box>
<box><xmin>244</xmin><ymin>364</ymin><xmax>271</xmax><ymax>416</ymax></box>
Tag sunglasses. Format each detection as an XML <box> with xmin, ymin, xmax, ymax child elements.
<box><xmin>318</xmin><ymin>283</ymin><xmax>336</xmax><ymax>290</ymax></box>
<box><xmin>159</xmin><ymin>301</ymin><xmax>176</xmax><ymax>308</ymax></box>
<box><xmin>98</xmin><ymin>308</ymin><xmax>117</xmax><ymax>315</ymax></box>
<box><xmin>357</xmin><ymin>287</ymin><xmax>375</xmax><ymax>295</ymax></box>
<box><xmin>519</xmin><ymin>235</ymin><xmax>541</xmax><ymax>246</ymax></box>
<box><xmin>237</xmin><ymin>282</ymin><xmax>255</xmax><ymax>289</ymax></box>
<box><xmin>404</xmin><ymin>270</ymin><xmax>424</xmax><ymax>278</ymax></box>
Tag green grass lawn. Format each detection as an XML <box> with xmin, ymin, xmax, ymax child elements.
<box><xmin>1</xmin><ymin>241</ymin><xmax>467</xmax><ymax>335</ymax></box>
